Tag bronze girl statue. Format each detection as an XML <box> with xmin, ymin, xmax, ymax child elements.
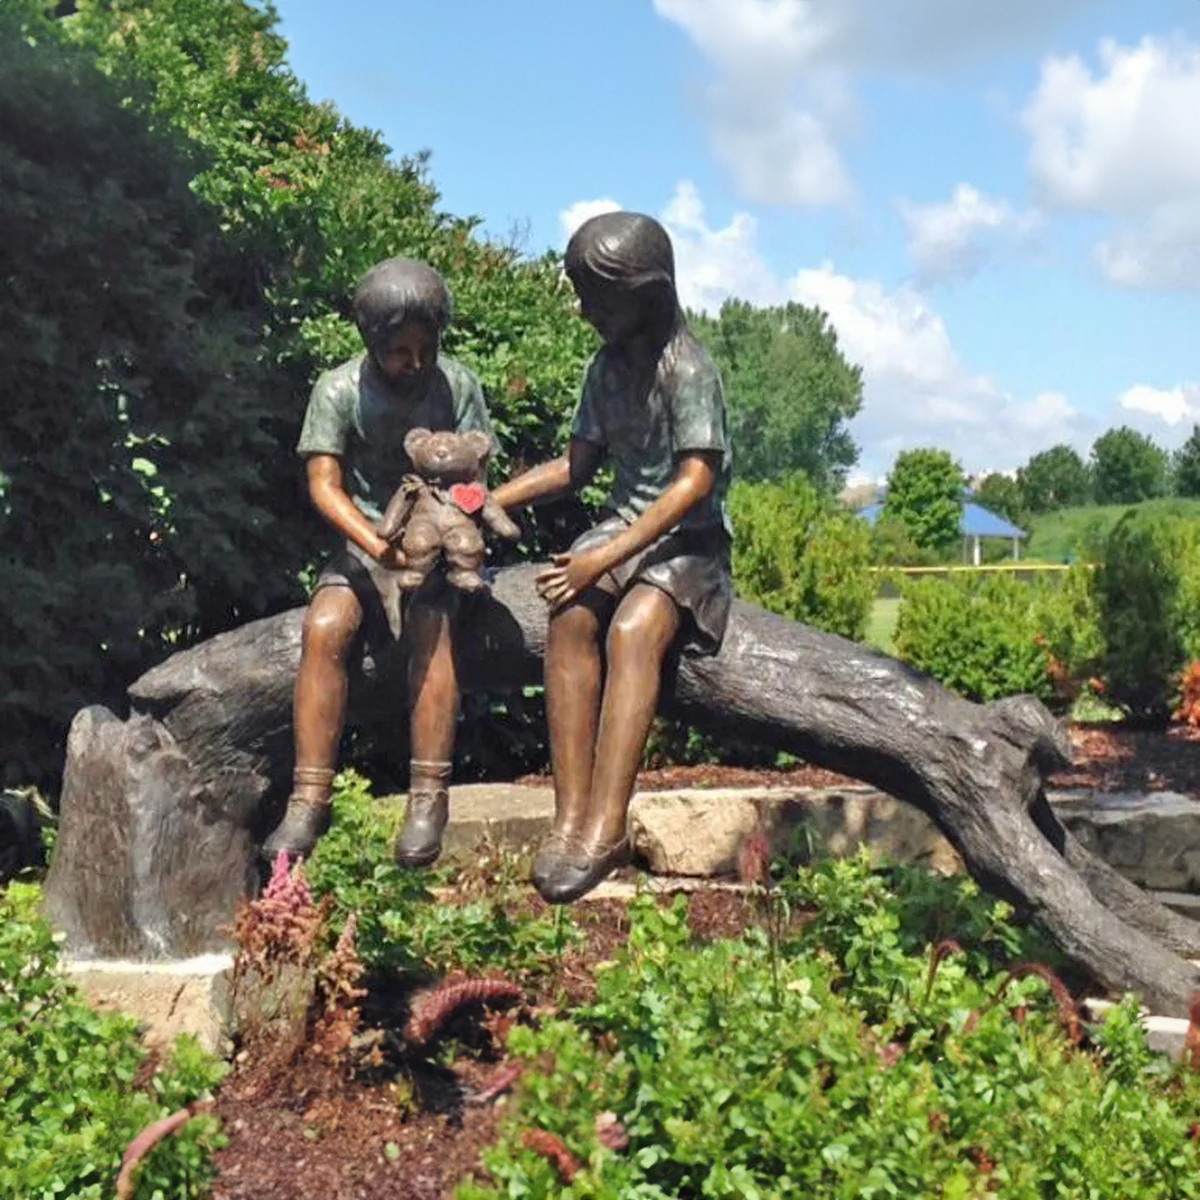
<box><xmin>493</xmin><ymin>212</ymin><xmax>733</xmax><ymax>902</ymax></box>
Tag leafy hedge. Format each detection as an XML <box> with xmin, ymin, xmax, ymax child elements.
<box><xmin>0</xmin><ymin>883</ymin><xmax>226</xmax><ymax>1198</ymax></box>
<box><xmin>730</xmin><ymin>474</ymin><xmax>874</xmax><ymax>642</ymax></box>
<box><xmin>1</xmin><ymin>0</ymin><xmax>593</xmax><ymax>787</ymax></box>
<box><xmin>891</xmin><ymin>509</ymin><xmax>1200</xmax><ymax>719</ymax></box>
<box><xmin>894</xmin><ymin>573</ymin><xmax>1058</xmax><ymax>705</ymax></box>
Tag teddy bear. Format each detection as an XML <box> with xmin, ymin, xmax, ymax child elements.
<box><xmin>375</xmin><ymin>427</ymin><xmax>520</xmax><ymax>593</ymax></box>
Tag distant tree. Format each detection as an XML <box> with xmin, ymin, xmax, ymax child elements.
<box><xmin>693</xmin><ymin>300</ymin><xmax>863</xmax><ymax>491</ymax></box>
<box><xmin>1017</xmin><ymin>445</ymin><xmax>1091</xmax><ymax>513</ymax></box>
<box><xmin>1090</xmin><ymin>427</ymin><xmax>1168</xmax><ymax>505</ymax></box>
<box><xmin>1173</xmin><ymin>425</ymin><xmax>1200</xmax><ymax>498</ymax></box>
<box><xmin>974</xmin><ymin>473</ymin><xmax>1027</xmax><ymax>528</ymax></box>
<box><xmin>883</xmin><ymin>449</ymin><xmax>964</xmax><ymax>553</ymax></box>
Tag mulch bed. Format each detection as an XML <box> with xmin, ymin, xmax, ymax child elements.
<box><xmin>209</xmin><ymin>890</ymin><xmax>756</xmax><ymax>1200</ymax></box>
<box><xmin>207</xmin><ymin>722</ymin><xmax>1199</xmax><ymax>1198</ymax></box>
<box><xmin>517</xmin><ymin>722</ymin><xmax>1200</xmax><ymax>797</ymax></box>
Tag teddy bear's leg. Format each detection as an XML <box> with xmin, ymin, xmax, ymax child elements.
<box><xmin>397</xmin><ymin>515</ymin><xmax>440</xmax><ymax>589</ymax></box>
<box><xmin>442</xmin><ymin>521</ymin><xmax>487</xmax><ymax>591</ymax></box>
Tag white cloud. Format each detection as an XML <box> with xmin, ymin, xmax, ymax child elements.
<box><xmin>558</xmin><ymin>198</ymin><xmax>622</xmax><ymax>245</ymax></box>
<box><xmin>661</xmin><ymin>182</ymin><xmax>786</xmax><ymax>312</ymax></box>
<box><xmin>786</xmin><ymin>265</ymin><xmax>1094</xmax><ymax>473</ymax></box>
<box><xmin>653</xmin><ymin>0</ymin><xmax>1092</xmax><ymax>208</ymax></box>
<box><xmin>1022</xmin><ymin>36</ymin><xmax>1200</xmax><ymax>290</ymax></box>
<box><xmin>1119</xmin><ymin>383</ymin><xmax>1200</xmax><ymax>428</ymax></box>
<box><xmin>1094</xmin><ymin>203</ymin><xmax>1200</xmax><ymax>291</ymax></box>
<box><xmin>1024</xmin><ymin>36</ymin><xmax>1200</xmax><ymax>213</ymax></box>
<box><xmin>653</xmin><ymin>0</ymin><xmax>854</xmax><ymax>206</ymax></box>
<box><xmin>898</xmin><ymin>183</ymin><xmax>1041</xmax><ymax>283</ymax></box>
<box><xmin>558</xmin><ymin>182</ymin><xmax>1094</xmax><ymax>477</ymax></box>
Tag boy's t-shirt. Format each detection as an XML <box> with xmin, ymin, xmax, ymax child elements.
<box><xmin>570</xmin><ymin>343</ymin><xmax>732</xmax><ymax>534</ymax></box>
<box><xmin>297</xmin><ymin>353</ymin><xmax>495</xmax><ymax>521</ymax></box>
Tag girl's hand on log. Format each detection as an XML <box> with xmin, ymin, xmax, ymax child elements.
<box><xmin>377</xmin><ymin>544</ymin><xmax>407</xmax><ymax>570</ymax></box>
<box><xmin>535</xmin><ymin>550</ymin><xmax>606</xmax><ymax>609</ymax></box>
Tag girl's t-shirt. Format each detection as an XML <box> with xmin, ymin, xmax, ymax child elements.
<box><xmin>571</xmin><ymin>343</ymin><xmax>732</xmax><ymax>534</ymax></box>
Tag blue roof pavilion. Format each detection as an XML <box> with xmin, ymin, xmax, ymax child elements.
<box><xmin>857</xmin><ymin>499</ymin><xmax>1027</xmax><ymax>564</ymax></box>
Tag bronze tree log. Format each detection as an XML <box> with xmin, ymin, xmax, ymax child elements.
<box><xmin>43</xmin><ymin>565</ymin><xmax>1200</xmax><ymax>1014</ymax></box>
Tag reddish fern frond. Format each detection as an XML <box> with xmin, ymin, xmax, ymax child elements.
<box><xmin>595</xmin><ymin>1110</ymin><xmax>630</xmax><ymax>1151</ymax></box>
<box><xmin>964</xmin><ymin>961</ymin><xmax>1081</xmax><ymax>1045</ymax></box>
<box><xmin>737</xmin><ymin>826</ymin><xmax>772</xmax><ymax>888</ymax></box>
<box><xmin>115</xmin><ymin>1102</ymin><xmax>212</xmax><ymax>1199</ymax></box>
<box><xmin>468</xmin><ymin>1061</ymin><xmax>524</xmax><ymax>1106</ymax></box>
<box><xmin>522</xmin><ymin>1128</ymin><xmax>581</xmax><ymax>1183</ymax></box>
<box><xmin>1184</xmin><ymin>992</ymin><xmax>1200</xmax><ymax>1071</ymax></box>
<box><xmin>923</xmin><ymin>938</ymin><xmax>964</xmax><ymax>1005</ymax></box>
<box><xmin>404</xmin><ymin>978</ymin><xmax>522</xmax><ymax>1047</ymax></box>
<box><xmin>1008</xmin><ymin>962</ymin><xmax>1082</xmax><ymax>1045</ymax></box>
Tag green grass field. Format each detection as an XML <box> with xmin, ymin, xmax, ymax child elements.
<box><xmin>865</xmin><ymin>596</ymin><xmax>901</xmax><ymax>654</ymax></box>
<box><xmin>1025</xmin><ymin>496</ymin><xmax>1200</xmax><ymax>562</ymax></box>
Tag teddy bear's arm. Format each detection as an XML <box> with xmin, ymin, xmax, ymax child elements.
<box><xmin>376</xmin><ymin>480</ymin><xmax>423</xmax><ymax>543</ymax></box>
<box><xmin>480</xmin><ymin>495</ymin><xmax>521</xmax><ymax>541</ymax></box>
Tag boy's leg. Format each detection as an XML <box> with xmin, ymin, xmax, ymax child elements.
<box><xmin>536</xmin><ymin>585</ymin><xmax>678</xmax><ymax>903</ymax></box>
<box><xmin>394</xmin><ymin>586</ymin><xmax>460</xmax><ymax>866</ymax></box>
<box><xmin>264</xmin><ymin>585</ymin><xmax>363</xmax><ymax>858</ymax></box>
<box><xmin>531</xmin><ymin>592</ymin><xmax>613</xmax><ymax>890</ymax></box>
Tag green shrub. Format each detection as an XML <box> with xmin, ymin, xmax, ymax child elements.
<box><xmin>894</xmin><ymin>573</ymin><xmax>1053</xmax><ymax>703</ymax></box>
<box><xmin>1089</xmin><ymin>512</ymin><xmax>1200</xmax><ymax>723</ymax></box>
<box><xmin>1032</xmin><ymin>565</ymin><xmax>1105</xmax><ymax>703</ymax></box>
<box><xmin>730</xmin><ymin>474</ymin><xmax>874</xmax><ymax>641</ymax></box>
<box><xmin>464</xmin><ymin>856</ymin><xmax>1200</xmax><ymax>1200</ymax></box>
<box><xmin>0</xmin><ymin>883</ymin><xmax>226</xmax><ymax>1199</ymax></box>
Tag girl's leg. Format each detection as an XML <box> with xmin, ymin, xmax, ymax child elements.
<box><xmin>587</xmin><ymin>584</ymin><xmax>680</xmax><ymax>847</ymax></box>
<box><xmin>265</xmin><ymin>585</ymin><xmax>363</xmax><ymax>858</ymax></box>
<box><xmin>544</xmin><ymin>591</ymin><xmax>614</xmax><ymax>837</ymax></box>
<box><xmin>536</xmin><ymin>584</ymin><xmax>679</xmax><ymax>903</ymax></box>
<box><xmin>395</xmin><ymin>587</ymin><xmax>461</xmax><ymax>866</ymax></box>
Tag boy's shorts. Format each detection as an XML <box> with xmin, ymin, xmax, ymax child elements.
<box><xmin>313</xmin><ymin>541</ymin><xmax>458</xmax><ymax>646</ymax></box>
<box><xmin>568</xmin><ymin>514</ymin><xmax>733</xmax><ymax>656</ymax></box>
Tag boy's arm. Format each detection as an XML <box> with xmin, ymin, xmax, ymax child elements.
<box><xmin>306</xmin><ymin>455</ymin><xmax>402</xmax><ymax>565</ymax></box>
<box><xmin>535</xmin><ymin>452</ymin><xmax>719</xmax><ymax>610</ymax></box>
<box><xmin>490</xmin><ymin>438</ymin><xmax>605</xmax><ymax>511</ymax></box>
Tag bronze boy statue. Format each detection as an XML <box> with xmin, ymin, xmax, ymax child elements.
<box><xmin>492</xmin><ymin>212</ymin><xmax>733</xmax><ymax>903</ymax></box>
<box><xmin>263</xmin><ymin>258</ymin><xmax>499</xmax><ymax>866</ymax></box>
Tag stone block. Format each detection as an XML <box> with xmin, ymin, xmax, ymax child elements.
<box><xmin>627</xmin><ymin>786</ymin><xmax>961</xmax><ymax>878</ymax></box>
<box><xmin>65</xmin><ymin>953</ymin><xmax>234</xmax><ymax>1058</ymax></box>
<box><xmin>1052</xmin><ymin>791</ymin><xmax>1200</xmax><ymax>892</ymax></box>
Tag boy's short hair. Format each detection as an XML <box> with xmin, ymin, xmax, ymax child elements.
<box><xmin>353</xmin><ymin>257</ymin><xmax>452</xmax><ymax>352</ymax></box>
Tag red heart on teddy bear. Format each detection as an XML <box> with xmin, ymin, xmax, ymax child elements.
<box><xmin>449</xmin><ymin>482</ymin><xmax>486</xmax><ymax>514</ymax></box>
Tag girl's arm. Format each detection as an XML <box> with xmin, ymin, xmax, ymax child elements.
<box><xmin>306</xmin><ymin>454</ymin><xmax>402</xmax><ymax>565</ymax></box>
<box><xmin>490</xmin><ymin>439</ymin><xmax>605</xmax><ymax>511</ymax></box>
<box><xmin>535</xmin><ymin>451</ymin><xmax>720</xmax><ymax>609</ymax></box>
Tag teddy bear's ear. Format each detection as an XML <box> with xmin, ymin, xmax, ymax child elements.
<box><xmin>404</xmin><ymin>427</ymin><xmax>433</xmax><ymax>458</ymax></box>
<box><xmin>462</xmin><ymin>430</ymin><xmax>494</xmax><ymax>462</ymax></box>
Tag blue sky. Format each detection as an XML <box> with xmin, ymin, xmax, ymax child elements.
<box><xmin>275</xmin><ymin>0</ymin><xmax>1200</xmax><ymax>480</ymax></box>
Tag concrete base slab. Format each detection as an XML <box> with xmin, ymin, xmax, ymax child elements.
<box><xmin>65</xmin><ymin>953</ymin><xmax>234</xmax><ymax>1058</ymax></box>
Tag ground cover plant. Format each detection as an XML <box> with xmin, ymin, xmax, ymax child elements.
<box><xmin>0</xmin><ymin>883</ymin><xmax>227</xmax><ymax>1199</ymax></box>
<box><xmin>216</xmin><ymin>777</ymin><xmax>1200</xmax><ymax>1198</ymax></box>
<box><xmin>463</xmin><ymin>859</ymin><xmax>1200</xmax><ymax>1200</ymax></box>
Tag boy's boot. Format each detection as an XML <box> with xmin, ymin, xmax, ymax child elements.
<box><xmin>262</xmin><ymin>767</ymin><xmax>335</xmax><ymax>860</ymax></box>
<box><xmin>394</xmin><ymin>759</ymin><xmax>451</xmax><ymax>868</ymax></box>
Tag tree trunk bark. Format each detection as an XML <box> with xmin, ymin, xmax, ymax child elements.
<box><xmin>43</xmin><ymin>565</ymin><xmax>1200</xmax><ymax>1014</ymax></box>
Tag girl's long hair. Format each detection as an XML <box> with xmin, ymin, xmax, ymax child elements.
<box><xmin>564</xmin><ymin>211</ymin><xmax>704</xmax><ymax>396</ymax></box>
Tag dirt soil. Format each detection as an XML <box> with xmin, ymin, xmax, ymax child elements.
<box><xmin>517</xmin><ymin>722</ymin><xmax>1200</xmax><ymax>797</ymax></box>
